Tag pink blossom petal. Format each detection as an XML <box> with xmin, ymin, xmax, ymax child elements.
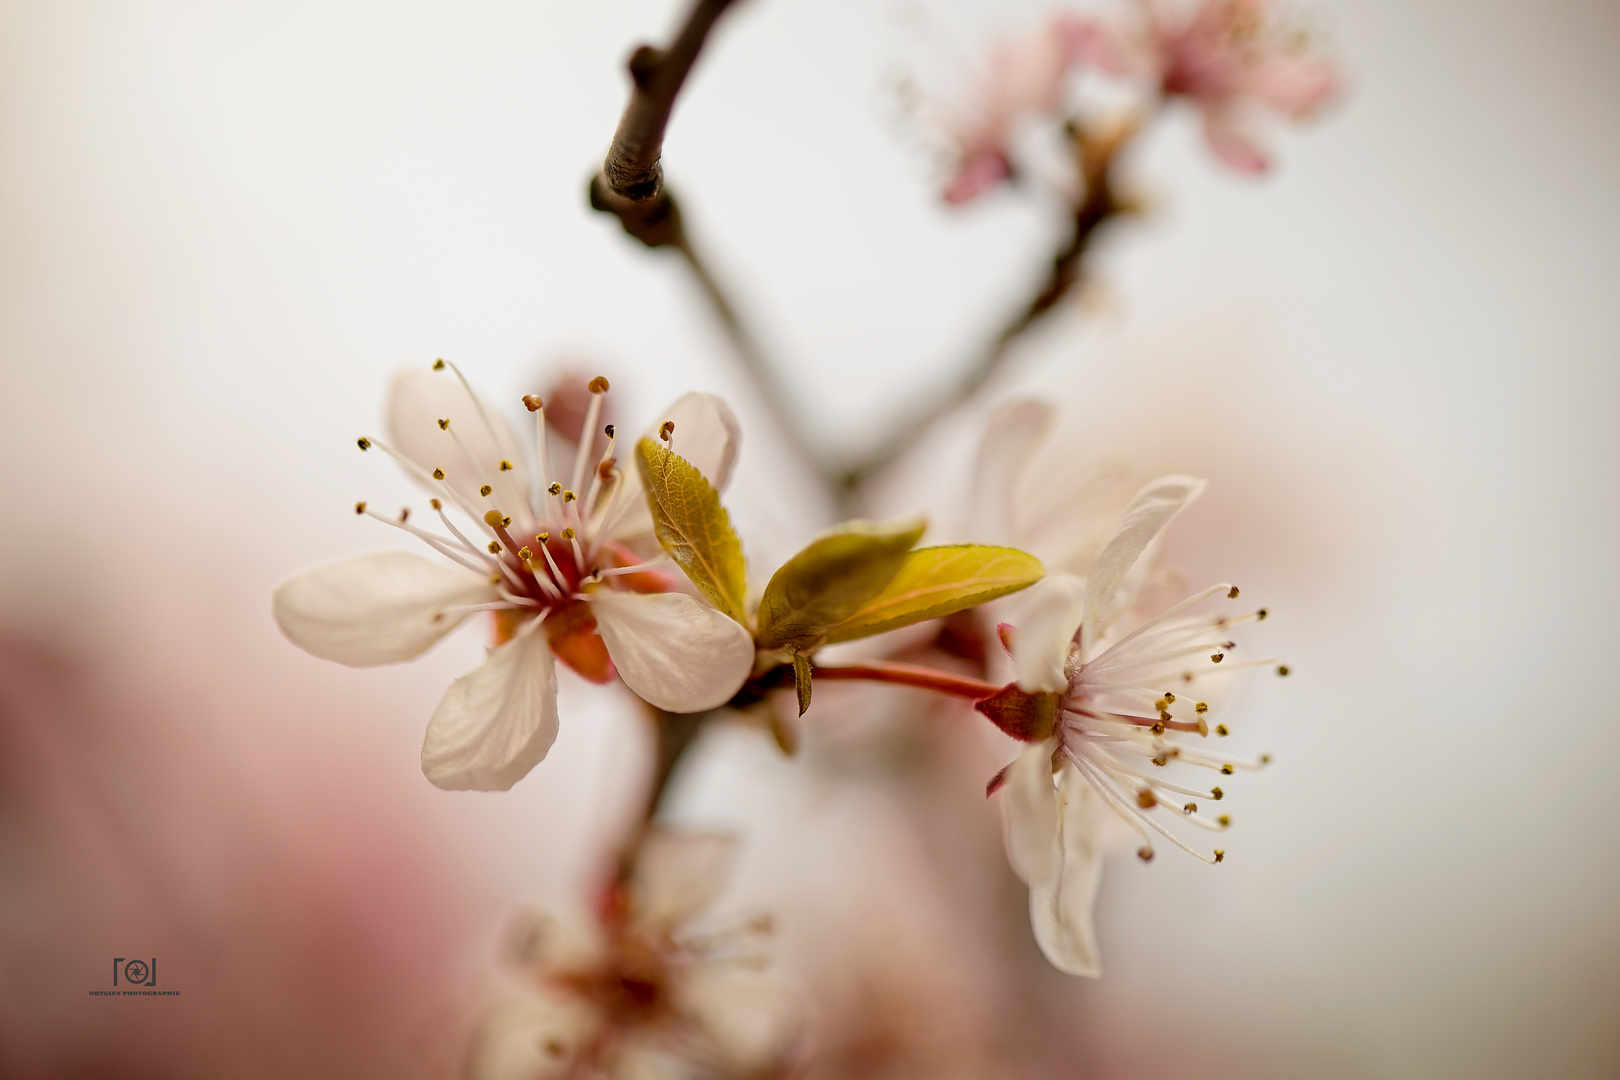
<box><xmin>943</xmin><ymin>148</ymin><xmax>1012</xmax><ymax>206</ymax></box>
<box><xmin>1199</xmin><ymin>105</ymin><xmax>1271</xmax><ymax>173</ymax></box>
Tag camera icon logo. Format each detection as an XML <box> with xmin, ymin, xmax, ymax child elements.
<box><xmin>113</xmin><ymin>958</ymin><xmax>157</xmax><ymax>987</ymax></box>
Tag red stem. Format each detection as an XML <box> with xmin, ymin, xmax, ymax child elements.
<box><xmin>811</xmin><ymin>661</ymin><xmax>999</xmax><ymax>701</ymax></box>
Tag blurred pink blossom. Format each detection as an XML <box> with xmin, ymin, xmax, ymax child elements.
<box><xmin>1072</xmin><ymin>0</ymin><xmax>1339</xmax><ymax>171</ymax></box>
<box><xmin>940</xmin><ymin>16</ymin><xmax>1089</xmax><ymax>205</ymax></box>
<box><xmin>468</xmin><ymin>831</ymin><xmax>800</xmax><ymax>1080</ymax></box>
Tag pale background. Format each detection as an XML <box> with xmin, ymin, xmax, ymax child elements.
<box><xmin>1</xmin><ymin>0</ymin><xmax>1617</xmax><ymax>1077</ymax></box>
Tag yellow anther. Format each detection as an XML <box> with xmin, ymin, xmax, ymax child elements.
<box><xmin>1218</xmin><ymin>815</ymin><xmax>1231</xmax><ymax>827</ymax></box>
<box><xmin>562</xmin><ymin>527</ymin><xmax>576</xmax><ymax>540</ymax></box>
<box><xmin>432</xmin><ymin>358</ymin><xmax>445</xmax><ymax>370</ymax></box>
<box><xmin>1183</xmin><ymin>802</ymin><xmax>1197</xmax><ymax>814</ymax></box>
<box><xmin>499</xmin><ymin>460</ymin><xmax>513</xmax><ymax>471</ymax></box>
<box><xmin>1195</xmin><ymin>701</ymin><xmax>1209</xmax><ymax>714</ymax></box>
<box><xmin>1137</xmin><ymin>846</ymin><xmax>1154</xmax><ymax>862</ymax></box>
<box><xmin>1213</xmin><ymin>850</ymin><xmax>1225</xmax><ymax>863</ymax></box>
<box><xmin>561</xmin><ymin>489</ymin><xmax>576</xmax><ymax>503</ymax></box>
<box><xmin>356</xmin><ymin>437</ymin><xmax>371</xmax><ymax>450</ymax></box>
<box><xmin>522</xmin><ymin>394</ymin><xmax>544</xmax><ymax>412</ymax></box>
<box><xmin>1154</xmin><ymin>696</ymin><xmax>1172</xmax><ymax>711</ymax></box>
<box><xmin>354</xmin><ymin>501</ymin><xmax>366</xmax><ymax>514</ymax></box>
<box><xmin>1221</xmin><ymin>764</ymin><xmax>1234</xmax><ymax>775</ymax></box>
<box><xmin>1227</xmin><ymin>586</ymin><xmax>1240</xmax><ymax>599</ymax></box>
<box><xmin>1257</xmin><ymin>607</ymin><xmax>1269</xmax><ymax>620</ymax></box>
<box><xmin>1151</xmin><ymin>721</ymin><xmax>1166</xmax><ymax>735</ymax></box>
<box><xmin>488</xmin><ymin>540</ymin><xmax>502</xmax><ymax>553</ymax></box>
<box><xmin>430</xmin><ymin>498</ymin><xmax>442</xmax><ymax>510</ymax></box>
<box><xmin>1215</xmin><ymin>724</ymin><xmax>1229</xmax><ymax>736</ymax></box>
<box><xmin>437</xmin><ymin>418</ymin><xmax>450</xmax><ymax>430</ymax></box>
<box><xmin>548</xmin><ymin>482</ymin><xmax>562</xmax><ymax>496</ymax></box>
<box><xmin>1136</xmin><ymin>790</ymin><xmax>1157</xmax><ymax>809</ymax></box>
<box><xmin>1164</xmin><ymin>692</ymin><xmax>1176</xmax><ymax>704</ymax></box>
<box><xmin>432</xmin><ymin>468</ymin><xmax>445</xmax><ymax>480</ymax></box>
<box><xmin>535</xmin><ymin>532</ymin><xmax>549</xmax><ymax>543</ymax></box>
<box><xmin>659</xmin><ymin>420</ymin><xmax>675</xmax><ymax>441</ymax></box>
<box><xmin>479</xmin><ymin>485</ymin><xmax>493</xmax><ymax>497</ymax></box>
<box><xmin>1277</xmin><ymin>664</ymin><xmax>1290</xmax><ymax>676</ymax></box>
<box><xmin>1211</xmin><ymin>786</ymin><xmax>1224</xmax><ymax>800</ymax></box>
<box><xmin>1211</xmin><ymin>653</ymin><xmax>1225</xmax><ymax>663</ymax></box>
<box><xmin>1151</xmin><ymin>754</ymin><xmax>1168</xmax><ymax>767</ymax></box>
<box><xmin>518</xmin><ymin>546</ymin><xmax>533</xmax><ymax>560</ymax></box>
<box><xmin>587</xmin><ymin>375</ymin><xmax>610</xmax><ymax>394</ymax></box>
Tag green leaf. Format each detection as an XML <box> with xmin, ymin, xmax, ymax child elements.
<box><xmin>792</xmin><ymin>651</ymin><xmax>813</xmax><ymax>717</ymax></box>
<box><xmin>822</xmin><ymin>544</ymin><xmax>1044</xmax><ymax>644</ymax></box>
<box><xmin>754</xmin><ymin>517</ymin><xmax>926</xmax><ymax>650</ymax></box>
<box><xmin>635</xmin><ymin>436</ymin><xmax>748</xmax><ymax>623</ymax></box>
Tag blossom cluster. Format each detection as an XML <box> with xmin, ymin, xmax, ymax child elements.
<box><xmin>937</xmin><ymin>0</ymin><xmax>1339</xmax><ymax>203</ymax></box>
<box><xmin>269</xmin><ymin>1</ymin><xmax>1331</xmax><ymax>1071</ymax></box>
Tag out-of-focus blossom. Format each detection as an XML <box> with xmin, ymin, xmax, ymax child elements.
<box><xmin>940</xmin><ymin>15</ymin><xmax>1090</xmax><ymax>205</ymax></box>
<box><xmin>1073</xmin><ymin>0</ymin><xmax>1339</xmax><ymax>171</ymax></box>
<box><xmin>977</xmin><ymin>475</ymin><xmax>1277</xmax><ymax>975</ymax></box>
<box><xmin>468</xmin><ymin>830</ymin><xmax>801</xmax><ymax>1080</ymax></box>
<box><xmin>972</xmin><ymin>398</ymin><xmax>1137</xmax><ymax>580</ymax></box>
<box><xmin>272</xmin><ymin>366</ymin><xmax>755</xmax><ymax>791</ymax></box>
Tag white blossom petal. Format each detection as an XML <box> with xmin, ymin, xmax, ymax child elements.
<box><xmin>1027</xmin><ymin>768</ymin><xmax>1105</xmax><ymax>977</ymax></box>
<box><xmin>608</xmin><ymin>393</ymin><xmax>741</xmax><ymax>543</ymax></box>
<box><xmin>465</xmin><ymin>995</ymin><xmax>591</xmax><ymax>1080</ymax></box>
<box><xmin>588</xmin><ymin>591</ymin><xmax>753</xmax><ymax>713</ymax></box>
<box><xmin>1079</xmin><ymin>475</ymin><xmax>1205</xmax><ymax>660</ymax></box>
<box><xmin>683</xmin><ymin>968</ymin><xmax>802</xmax><ymax>1073</ymax></box>
<box><xmin>271</xmin><ymin>551</ymin><xmax>498</xmax><ymax>666</ymax></box>
<box><xmin>421</xmin><ymin>621</ymin><xmax>559</xmax><ymax>791</ymax></box>
<box><xmin>1002</xmin><ymin>737</ymin><xmax>1061</xmax><ymax>887</ymax></box>
<box><xmin>1013</xmin><ymin>573</ymin><xmax>1086</xmax><ymax>693</ymax></box>
<box><xmin>972</xmin><ymin>398</ymin><xmax>1055</xmax><ymax>543</ymax></box>
<box><xmin>632</xmin><ymin>830</ymin><xmax>738</xmax><ymax>930</ymax></box>
<box><xmin>385</xmin><ymin>368</ymin><xmax>531</xmax><ymax>515</ymax></box>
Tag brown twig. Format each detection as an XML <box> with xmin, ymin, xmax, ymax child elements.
<box><xmin>615</xmin><ymin>706</ymin><xmax>710</xmax><ymax>884</ymax></box>
<box><xmin>589</xmin><ymin>0</ymin><xmax>829</xmax><ymax>482</ymax></box>
<box><xmin>598</xmin><ymin>0</ymin><xmax>744</xmax><ymax>208</ymax></box>
<box><xmin>836</xmin><ymin>117</ymin><xmax>1141</xmax><ymax>501</ymax></box>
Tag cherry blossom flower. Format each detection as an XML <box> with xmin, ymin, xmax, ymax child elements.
<box><xmin>272</xmin><ymin>365</ymin><xmax>755</xmax><ymax>791</ymax></box>
<box><xmin>468</xmin><ymin>830</ymin><xmax>801</xmax><ymax>1080</ymax></box>
<box><xmin>1073</xmin><ymin>0</ymin><xmax>1339</xmax><ymax>172</ymax></box>
<box><xmin>977</xmin><ymin>475</ymin><xmax>1279</xmax><ymax>975</ymax></box>
<box><xmin>938</xmin><ymin>15</ymin><xmax>1089</xmax><ymax>205</ymax></box>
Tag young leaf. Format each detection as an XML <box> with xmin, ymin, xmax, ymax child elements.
<box><xmin>754</xmin><ymin>517</ymin><xmax>926</xmax><ymax>650</ymax></box>
<box><xmin>792</xmin><ymin>651</ymin><xmax>813</xmax><ymax>717</ymax></box>
<box><xmin>823</xmin><ymin>545</ymin><xmax>1044</xmax><ymax>644</ymax></box>
<box><xmin>635</xmin><ymin>437</ymin><xmax>748</xmax><ymax>623</ymax></box>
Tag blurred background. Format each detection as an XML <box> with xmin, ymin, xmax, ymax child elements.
<box><xmin>2</xmin><ymin>0</ymin><xmax>1617</xmax><ymax>1076</ymax></box>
